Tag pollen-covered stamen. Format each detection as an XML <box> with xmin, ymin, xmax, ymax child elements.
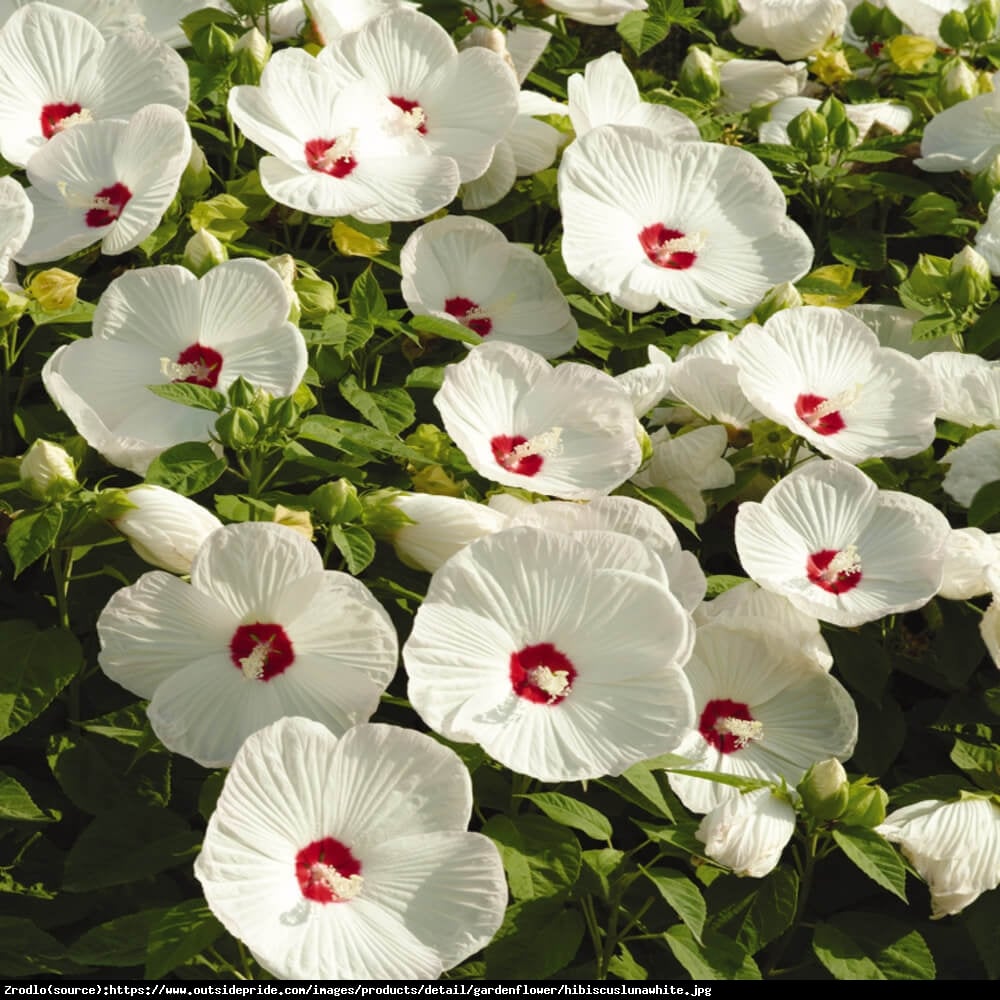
<box><xmin>795</xmin><ymin>385</ymin><xmax>861</xmax><ymax>436</ymax></box>
<box><xmin>444</xmin><ymin>296</ymin><xmax>493</xmax><ymax>337</ymax></box>
<box><xmin>806</xmin><ymin>544</ymin><xmax>863</xmax><ymax>594</ymax></box>
<box><xmin>639</xmin><ymin>224</ymin><xmax>706</xmax><ymax>270</ymax></box>
<box><xmin>490</xmin><ymin>427</ymin><xmax>562</xmax><ymax>477</ymax></box>
<box><xmin>305</xmin><ymin>134</ymin><xmax>358</xmax><ymax>178</ymax></box>
<box><xmin>229</xmin><ymin>622</ymin><xmax>295</xmax><ymax>682</ymax></box>
<box><xmin>714</xmin><ymin>716</ymin><xmax>764</xmax><ymax>749</ymax></box>
<box><xmin>389</xmin><ymin>96</ymin><xmax>428</xmax><ymax>135</ymax></box>
<box><xmin>295</xmin><ymin>837</ymin><xmax>363</xmax><ymax>904</ymax></box>
<box><xmin>40</xmin><ymin>102</ymin><xmax>92</xmax><ymax>139</ymax></box>
<box><xmin>699</xmin><ymin>698</ymin><xmax>757</xmax><ymax>754</ymax></box>
<box><xmin>511</xmin><ymin>642</ymin><xmax>577</xmax><ymax>705</ymax></box>
<box><xmin>160</xmin><ymin>344</ymin><xmax>223</xmax><ymax>388</ymax></box>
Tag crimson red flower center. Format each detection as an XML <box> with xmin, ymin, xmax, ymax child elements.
<box><xmin>445</xmin><ymin>296</ymin><xmax>492</xmax><ymax>337</ymax></box>
<box><xmin>172</xmin><ymin>343</ymin><xmax>223</xmax><ymax>388</ymax></box>
<box><xmin>638</xmin><ymin>224</ymin><xmax>698</xmax><ymax>270</ymax></box>
<box><xmin>699</xmin><ymin>698</ymin><xmax>756</xmax><ymax>754</ymax></box>
<box><xmin>510</xmin><ymin>642</ymin><xmax>577</xmax><ymax>705</ymax></box>
<box><xmin>40</xmin><ymin>102</ymin><xmax>82</xmax><ymax>139</ymax></box>
<box><xmin>295</xmin><ymin>837</ymin><xmax>362</xmax><ymax>904</ymax></box>
<box><xmin>85</xmin><ymin>182</ymin><xmax>132</xmax><ymax>228</ymax></box>
<box><xmin>305</xmin><ymin>137</ymin><xmax>357</xmax><ymax>178</ymax></box>
<box><xmin>229</xmin><ymin>622</ymin><xmax>295</xmax><ymax>681</ymax></box>
<box><xmin>795</xmin><ymin>393</ymin><xmax>846</xmax><ymax>436</ymax></box>
<box><xmin>389</xmin><ymin>95</ymin><xmax>428</xmax><ymax>134</ymax></box>
<box><xmin>491</xmin><ymin>434</ymin><xmax>543</xmax><ymax>476</ymax></box>
<box><xmin>806</xmin><ymin>548</ymin><xmax>863</xmax><ymax>594</ymax></box>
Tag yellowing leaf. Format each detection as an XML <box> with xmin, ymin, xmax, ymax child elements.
<box><xmin>886</xmin><ymin>35</ymin><xmax>936</xmax><ymax>73</ymax></box>
<box><xmin>332</xmin><ymin>220</ymin><xmax>389</xmax><ymax>258</ymax></box>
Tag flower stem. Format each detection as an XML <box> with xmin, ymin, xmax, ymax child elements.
<box><xmin>762</xmin><ymin>831</ymin><xmax>819</xmax><ymax>977</ymax></box>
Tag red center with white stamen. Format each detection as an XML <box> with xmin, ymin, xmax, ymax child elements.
<box><xmin>445</xmin><ymin>296</ymin><xmax>492</xmax><ymax>337</ymax></box>
<box><xmin>295</xmin><ymin>837</ymin><xmax>362</xmax><ymax>904</ymax></box>
<box><xmin>40</xmin><ymin>102</ymin><xmax>82</xmax><ymax>139</ymax></box>
<box><xmin>698</xmin><ymin>698</ymin><xmax>758</xmax><ymax>754</ymax></box>
<box><xmin>795</xmin><ymin>393</ymin><xmax>846</xmax><ymax>436</ymax></box>
<box><xmin>806</xmin><ymin>548</ymin><xmax>862</xmax><ymax>594</ymax></box>
<box><xmin>491</xmin><ymin>434</ymin><xmax>543</xmax><ymax>476</ymax></box>
<box><xmin>510</xmin><ymin>642</ymin><xmax>577</xmax><ymax>705</ymax></box>
<box><xmin>389</xmin><ymin>96</ymin><xmax>428</xmax><ymax>134</ymax></box>
<box><xmin>638</xmin><ymin>224</ymin><xmax>698</xmax><ymax>270</ymax></box>
<box><xmin>305</xmin><ymin>137</ymin><xmax>357</xmax><ymax>178</ymax></box>
<box><xmin>229</xmin><ymin>622</ymin><xmax>295</xmax><ymax>681</ymax></box>
<box><xmin>85</xmin><ymin>182</ymin><xmax>131</xmax><ymax>228</ymax></box>
<box><xmin>171</xmin><ymin>343</ymin><xmax>223</xmax><ymax>388</ymax></box>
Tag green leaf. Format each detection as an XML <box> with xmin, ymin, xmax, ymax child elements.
<box><xmin>409</xmin><ymin>313</ymin><xmax>482</xmax><ymax>345</ymax></box>
<box><xmin>405</xmin><ymin>365</ymin><xmax>445</xmax><ymax>390</ymax></box>
<box><xmin>969</xmin><ymin>480</ymin><xmax>1000</xmax><ymax>529</ymax></box>
<box><xmin>813</xmin><ymin>913</ymin><xmax>935</xmax><ymax>980</ymax></box>
<box><xmin>327</xmin><ymin>523</ymin><xmax>375</xmax><ymax>575</ymax></box>
<box><xmin>843</xmin><ymin>148</ymin><xmax>901</xmax><ymax>163</ymax></box>
<box><xmin>830</xmin><ymin>227</ymin><xmax>887</xmax><ymax>270</ymax></box>
<box><xmin>145</xmin><ymin>899</ymin><xmax>224</xmax><ymax>979</ymax></box>
<box><xmin>950</xmin><ymin>738</ymin><xmax>1000</xmax><ymax>792</ymax></box>
<box><xmin>965</xmin><ymin>300</ymin><xmax>1000</xmax><ymax>356</ymax></box>
<box><xmin>482</xmin><ymin>814</ymin><xmax>582</xmax><ymax>901</ymax></box>
<box><xmin>145</xmin><ymin>441</ymin><xmax>227</xmax><ymax>496</ymax></box>
<box><xmin>579</xmin><ymin>848</ymin><xmax>625</xmax><ymax>902</ymax></box>
<box><xmin>69</xmin><ymin>909</ymin><xmax>168</xmax><ymax>968</ymax></box>
<box><xmin>608</xmin><ymin>942</ymin><xmax>648</xmax><ymax>981</ymax></box>
<box><xmin>707</xmin><ymin>867</ymin><xmax>799</xmax><ymax>954</ymax></box>
<box><xmin>349</xmin><ymin>267</ymin><xmax>387</xmax><ymax>321</ymax></box>
<box><xmin>617</xmin><ymin>8</ymin><xmax>670</xmax><ymax>55</ymax></box>
<box><xmin>519</xmin><ymin>792</ymin><xmax>613</xmax><ymax>841</ymax></box>
<box><xmin>831</xmin><ymin>825</ymin><xmax>908</xmax><ymax>901</ymax></box>
<box><xmin>664</xmin><ymin>768</ymin><xmax>773</xmax><ymax>793</ymax></box>
<box><xmin>63</xmin><ymin>805</ymin><xmax>200</xmax><ymax>891</ymax></box>
<box><xmin>6</xmin><ymin>505</ymin><xmax>62</xmax><ymax>576</ymax></box>
<box><xmin>0</xmin><ymin>622</ymin><xmax>81</xmax><ymax>740</ymax></box>
<box><xmin>0</xmin><ymin>770</ymin><xmax>57</xmax><ymax>822</ymax></box>
<box><xmin>484</xmin><ymin>899</ymin><xmax>584</xmax><ymax>980</ymax></box>
<box><xmin>826</xmin><ymin>629</ymin><xmax>891</xmax><ymax>705</ymax></box>
<box><xmin>888</xmin><ymin>774</ymin><xmax>972</xmax><ymax>807</ymax></box>
<box><xmin>628</xmin><ymin>483</ymin><xmax>699</xmax><ymax>537</ymax></box>
<box><xmin>339</xmin><ymin>375</ymin><xmax>415</xmax><ymax>434</ymax></box>
<box><xmin>645</xmin><ymin>867</ymin><xmax>706</xmax><ymax>943</ymax></box>
<box><xmin>145</xmin><ymin>381</ymin><xmax>227</xmax><ymax>412</ymax></box>
<box><xmin>0</xmin><ymin>917</ymin><xmax>71</xmax><ymax>977</ymax></box>
<box><xmin>299</xmin><ymin>415</ymin><xmax>431</xmax><ymax>465</ymax></box>
<box><xmin>664</xmin><ymin>925</ymin><xmax>762</xmax><ymax>980</ymax></box>
<box><xmin>610</xmin><ymin>758</ymin><xmax>676</xmax><ymax>820</ymax></box>
<box><xmin>704</xmin><ymin>575</ymin><xmax>747</xmax><ymax>599</ymax></box>
<box><xmin>964</xmin><ymin>886</ymin><xmax>1000</xmax><ymax>978</ymax></box>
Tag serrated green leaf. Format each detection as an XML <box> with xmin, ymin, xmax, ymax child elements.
<box><xmin>813</xmin><ymin>913</ymin><xmax>935</xmax><ymax>980</ymax></box>
<box><xmin>69</xmin><ymin>909</ymin><xmax>168</xmax><ymax>968</ymax></box>
<box><xmin>63</xmin><ymin>805</ymin><xmax>199</xmax><ymax>891</ymax></box>
<box><xmin>831</xmin><ymin>825</ymin><xmax>908</xmax><ymax>901</ymax></box>
<box><xmin>350</xmin><ymin>267</ymin><xmax>387</xmax><ymax>321</ymax></box>
<box><xmin>579</xmin><ymin>848</ymin><xmax>625</xmax><ymax>902</ymax></box>
<box><xmin>484</xmin><ymin>898</ymin><xmax>584</xmax><ymax>980</ymax></box>
<box><xmin>664</xmin><ymin>768</ymin><xmax>773</xmax><ymax>793</ymax></box>
<box><xmin>0</xmin><ymin>622</ymin><xmax>80</xmax><ymax>740</ymax></box>
<box><xmin>405</xmin><ymin>365</ymin><xmax>445</xmax><ymax>390</ymax></box>
<box><xmin>0</xmin><ymin>917</ymin><xmax>71</xmax><ymax>977</ymax></box>
<box><xmin>299</xmin><ymin>415</ymin><xmax>431</xmax><ymax>465</ymax></box>
<box><xmin>830</xmin><ymin>228</ymin><xmax>887</xmax><ymax>270</ymax></box>
<box><xmin>339</xmin><ymin>375</ymin><xmax>415</xmax><ymax>434</ymax></box>
<box><xmin>888</xmin><ymin>774</ymin><xmax>974</xmax><ymax>807</ymax></box>
<box><xmin>145</xmin><ymin>381</ymin><xmax>227</xmax><ymax>412</ymax></box>
<box><xmin>520</xmin><ymin>792</ymin><xmax>613</xmax><ymax>841</ymax></box>
<box><xmin>704</xmin><ymin>575</ymin><xmax>746</xmax><ymax>599</ymax></box>
<box><xmin>617</xmin><ymin>9</ymin><xmax>670</xmax><ymax>55</ymax></box>
<box><xmin>145</xmin><ymin>442</ymin><xmax>227</xmax><ymax>496</ymax></box>
<box><xmin>950</xmin><ymin>738</ymin><xmax>1000</xmax><ymax>792</ymax></box>
<box><xmin>327</xmin><ymin>523</ymin><xmax>375</xmax><ymax>575</ymax></box>
<box><xmin>610</xmin><ymin>759</ymin><xmax>675</xmax><ymax>820</ymax></box>
<box><xmin>482</xmin><ymin>814</ymin><xmax>582</xmax><ymax>901</ymax></box>
<box><xmin>665</xmin><ymin>924</ymin><xmax>761</xmax><ymax>980</ymax></box>
<box><xmin>0</xmin><ymin>770</ymin><xmax>57</xmax><ymax>822</ymax></box>
<box><xmin>707</xmin><ymin>867</ymin><xmax>799</xmax><ymax>954</ymax></box>
<box><xmin>628</xmin><ymin>483</ymin><xmax>699</xmax><ymax>537</ymax></box>
<box><xmin>145</xmin><ymin>899</ymin><xmax>224</xmax><ymax>979</ymax></box>
<box><xmin>608</xmin><ymin>942</ymin><xmax>647</xmax><ymax>981</ymax></box>
<box><xmin>645</xmin><ymin>867</ymin><xmax>706</xmax><ymax>943</ymax></box>
<box><xmin>6</xmin><ymin>505</ymin><xmax>62</xmax><ymax>576</ymax></box>
<box><xmin>969</xmin><ymin>480</ymin><xmax>1000</xmax><ymax>529</ymax></box>
<box><xmin>409</xmin><ymin>313</ymin><xmax>481</xmax><ymax>345</ymax></box>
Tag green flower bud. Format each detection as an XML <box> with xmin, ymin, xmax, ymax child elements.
<box><xmin>0</xmin><ymin>286</ymin><xmax>29</xmax><ymax>324</ymax></box>
<box><xmin>26</xmin><ymin>268</ymin><xmax>79</xmax><ymax>313</ymax></box>
<box><xmin>949</xmin><ymin>246</ymin><xmax>994</xmax><ymax>308</ymax></box>
<box><xmin>216</xmin><ymin>407</ymin><xmax>260</xmax><ymax>450</ymax></box>
<box><xmin>840</xmin><ymin>782</ymin><xmax>888</xmax><ymax>827</ymax></box>
<box><xmin>939</xmin><ymin>10</ymin><xmax>970</xmax><ymax>48</ymax></box>
<box><xmin>20</xmin><ymin>440</ymin><xmax>77</xmax><ymax>498</ymax></box>
<box><xmin>849</xmin><ymin>0</ymin><xmax>880</xmax><ymax>37</ymax></box>
<box><xmin>193</xmin><ymin>22</ymin><xmax>234</xmax><ymax>63</ymax></box>
<box><xmin>233</xmin><ymin>26</ymin><xmax>270</xmax><ymax>85</ymax></box>
<box><xmin>311</xmin><ymin>479</ymin><xmax>363</xmax><ymax>525</ymax></box>
<box><xmin>786</xmin><ymin>109</ymin><xmax>828</xmax><ymax>159</ymax></box>
<box><xmin>293</xmin><ymin>275</ymin><xmax>337</xmax><ymax>322</ymax></box>
<box><xmin>268</xmin><ymin>395</ymin><xmax>299</xmax><ymax>430</ymax></box>
<box><xmin>798</xmin><ymin>759</ymin><xmax>850</xmax><ymax>821</ymax></box>
<box><xmin>182</xmin><ymin>229</ymin><xmax>228</xmax><ymax>277</ymax></box>
<box><xmin>227</xmin><ymin>376</ymin><xmax>256</xmax><ymax>409</ymax></box>
<box><xmin>179</xmin><ymin>142</ymin><xmax>212</xmax><ymax>200</ymax></box>
<box><xmin>639</xmin><ymin>426</ymin><xmax>653</xmax><ymax>466</ymax></box>
<box><xmin>940</xmin><ymin>57</ymin><xmax>979</xmax><ymax>108</ymax></box>
<box><xmin>972</xmin><ymin>154</ymin><xmax>1000</xmax><ymax>205</ymax></box>
<box><xmin>679</xmin><ymin>47</ymin><xmax>721</xmax><ymax>103</ymax></box>
<box><xmin>967</xmin><ymin>0</ymin><xmax>998</xmax><ymax>41</ymax></box>
<box><xmin>754</xmin><ymin>281</ymin><xmax>803</xmax><ymax>323</ymax></box>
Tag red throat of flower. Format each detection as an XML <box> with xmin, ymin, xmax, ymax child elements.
<box><xmin>40</xmin><ymin>102</ymin><xmax>82</xmax><ymax>139</ymax></box>
<box><xmin>795</xmin><ymin>393</ymin><xmax>846</xmax><ymax>436</ymax></box>
<box><xmin>698</xmin><ymin>698</ymin><xmax>758</xmax><ymax>754</ymax></box>
<box><xmin>85</xmin><ymin>183</ymin><xmax>132</xmax><ymax>228</ymax></box>
<box><xmin>389</xmin><ymin>95</ymin><xmax>428</xmax><ymax>134</ymax></box>
<box><xmin>305</xmin><ymin>137</ymin><xmax>357</xmax><ymax>178</ymax></box>
<box><xmin>638</xmin><ymin>224</ymin><xmax>699</xmax><ymax>270</ymax></box>
<box><xmin>295</xmin><ymin>837</ymin><xmax>362</xmax><ymax>904</ymax></box>
<box><xmin>510</xmin><ymin>642</ymin><xmax>577</xmax><ymax>705</ymax></box>
<box><xmin>170</xmin><ymin>343</ymin><xmax>223</xmax><ymax>388</ymax></box>
<box><xmin>806</xmin><ymin>548</ymin><xmax>862</xmax><ymax>594</ymax></box>
<box><xmin>445</xmin><ymin>296</ymin><xmax>492</xmax><ymax>337</ymax></box>
<box><xmin>491</xmin><ymin>434</ymin><xmax>543</xmax><ymax>476</ymax></box>
<box><xmin>229</xmin><ymin>623</ymin><xmax>295</xmax><ymax>681</ymax></box>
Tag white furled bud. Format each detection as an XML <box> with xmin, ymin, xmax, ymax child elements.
<box><xmin>20</xmin><ymin>440</ymin><xmax>77</xmax><ymax>498</ymax></box>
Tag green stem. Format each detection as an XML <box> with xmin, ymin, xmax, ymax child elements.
<box><xmin>762</xmin><ymin>831</ymin><xmax>819</xmax><ymax>977</ymax></box>
<box><xmin>579</xmin><ymin>895</ymin><xmax>605</xmax><ymax>978</ymax></box>
<box><xmin>236</xmin><ymin>940</ymin><xmax>255</xmax><ymax>981</ymax></box>
<box><xmin>52</xmin><ymin>546</ymin><xmax>79</xmax><ymax>722</ymax></box>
